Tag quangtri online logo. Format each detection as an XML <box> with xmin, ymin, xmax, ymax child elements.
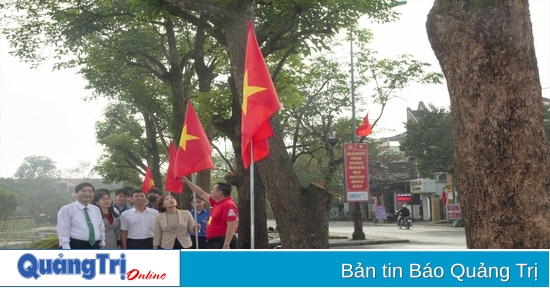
<box><xmin>4</xmin><ymin>250</ymin><xmax>180</xmax><ymax>287</ymax></box>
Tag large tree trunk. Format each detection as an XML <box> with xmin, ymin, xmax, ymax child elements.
<box><xmin>426</xmin><ymin>0</ymin><xmax>550</xmax><ymax>248</ymax></box>
<box><xmin>260</xmin><ymin>122</ymin><xmax>333</xmax><ymax>248</ymax></box>
<box><xmin>142</xmin><ymin>110</ymin><xmax>163</xmax><ymax>189</ymax></box>
<box><xmin>221</xmin><ymin>7</ymin><xmax>331</xmax><ymax>249</ymax></box>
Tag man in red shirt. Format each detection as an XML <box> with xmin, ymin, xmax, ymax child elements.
<box><xmin>182</xmin><ymin>177</ymin><xmax>238</xmax><ymax>249</ymax></box>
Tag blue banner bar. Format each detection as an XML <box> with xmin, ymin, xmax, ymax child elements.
<box><xmin>180</xmin><ymin>250</ymin><xmax>548</xmax><ymax>287</ymax></box>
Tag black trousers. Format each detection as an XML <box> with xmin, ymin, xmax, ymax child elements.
<box><xmin>190</xmin><ymin>236</ymin><xmax>208</xmax><ymax>249</ymax></box>
<box><xmin>69</xmin><ymin>238</ymin><xmax>100</xmax><ymax>249</ymax></box>
<box><xmin>207</xmin><ymin>235</ymin><xmax>238</xmax><ymax>249</ymax></box>
<box><xmin>127</xmin><ymin>237</ymin><xmax>153</xmax><ymax>249</ymax></box>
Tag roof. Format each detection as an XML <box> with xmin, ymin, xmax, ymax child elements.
<box><xmin>379</xmin><ymin>132</ymin><xmax>407</xmax><ymax>142</ymax></box>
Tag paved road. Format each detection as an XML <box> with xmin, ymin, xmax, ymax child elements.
<box><xmin>268</xmin><ymin>220</ymin><xmax>467</xmax><ymax>249</ymax></box>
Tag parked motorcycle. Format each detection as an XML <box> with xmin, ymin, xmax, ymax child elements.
<box><xmin>385</xmin><ymin>212</ymin><xmax>398</xmax><ymax>223</ymax></box>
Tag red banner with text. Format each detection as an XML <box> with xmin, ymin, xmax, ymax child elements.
<box><xmin>344</xmin><ymin>143</ymin><xmax>369</xmax><ymax>202</ymax></box>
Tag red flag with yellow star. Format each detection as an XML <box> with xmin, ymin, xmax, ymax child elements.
<box><xmin>165</xmin><ymin>141</ymin><xmax>184</xmax><ymax>193</ymax></box>
<box><xmin>142</xmin><ymin>165</ymin><xmax>154</xmax><ymax>193</ymax></box>
<box><xmin>356</xmin><ymin>113</ymin><xmax>373</xmax><ymax>137</ymax></box>
<box><xmin>174</xmin><ymin>100</ymin><xmax>215</xmax><ymax>177</ymax></box>
<box><xmin>241</xmin><ymin>22</ymin><xmax>281</xmax><ymax>169</ymax></box>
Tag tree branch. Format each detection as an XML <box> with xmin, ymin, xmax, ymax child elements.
<box><xmin>136</xmin><ymin>51</ymin><xmax>169</xmax><ymax>76</ymax></box>
<box><xmin>272</xmin><ymin>46</ymin><xmax>297</xmax><ymax>82</ymax></box>
<box><xmin>211</xmin><ymin>142</ymin><xmax>235</xmax><ymax>173</ymax></box>
<box><xmin>163</xmin><ymin>0</ymin><xmax>234</xmax><ymax>21</ymax></box>
<box><xmin>127</xmin><ymin>62</ymin><xmax>166</xmax><ymax>82</ymax></box>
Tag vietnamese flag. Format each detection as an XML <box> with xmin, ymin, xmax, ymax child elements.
<box><xmin>174</xmin><ymin>100</ymin><xmax>215</xmax><ymax>177</ymax></box>
<box><xmin>441</xmin><ymin>190</ymin><xmax>448</xmax><ymax>206</ymax></box>
<box><xmin>165</xmin><ymin>141</ymin><xmax>184</xmax><ymax>193</ymax></box>
<box><xmin>142</xmin><ymin>165</ymin><xmax>154</xmax><ymax>193</ymax></box>
<box><xmin>356</xmin><ymin>113</ymin><xmax>373</xmax><ymax>137</ymax></box>
<box><xmin>241</xmin><ymin>21</ymin><xmax>281</xmax><ymax>169</ymax></box>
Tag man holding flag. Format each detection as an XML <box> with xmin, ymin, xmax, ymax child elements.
<box><xmin>174</xmin><ymin>100</ymin><xmax>237</xmax><ymax>249</ymax></box>
<box><xmin>182</xmin><ymin>177</ymin><xmax>238</xmax><ymax>249</ymax></box>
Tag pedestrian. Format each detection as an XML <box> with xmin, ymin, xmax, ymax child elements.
<box><xmin>120</xmin><ymin>189</ymin><xmax>159</xmax><ymax>249</ymax></box>
<box><xmin>153</xmin><ymin>195</ymin><xmax>199</xmax><ymax>249</ymax></box>
<box><xmin>93</xmin><ymin>188</ymin><xmax>121</xmax><ymax>249</ymax></box>
<box><xmin>146</xmin><ymin>188</ymin><xmax>163</xmax><ymax>210</ymax></box>
<box><xmin>113</xmin><ymin>188</ymin><xmax>132</xmax><ymax>215</ymax></box>
<box><xmin>189</xmin><ymin>194</ymin><xmax>209</xmax><ymax>249</ymax></box>
<box><xmin>57</xmin><ymin>182</ymin><xmax>105</xmax><ymax>249</ymax></box>
<box><xmin>182</xmin><ymin>177</ymin><xmax>238</xmax><ymax>249</ymax></box>
<box><xmin>419</xmin><ymin>203</ymin><xmax>424</xmax><ymax>221</ymax></box>
<box><xmin>122</xmin><ymin>186</ymin><xmax>135</xmax><ymax>206</ymax></box>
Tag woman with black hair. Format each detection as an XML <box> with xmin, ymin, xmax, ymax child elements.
<box><xmin>93</xmin><ymin>189</ymin><xmax>121</xmax><ymax>249</ymax></box>
<box><xmin>153</xmin><ymin>195</ymin><xmax>199</xmax><ymax>249</ymax></box>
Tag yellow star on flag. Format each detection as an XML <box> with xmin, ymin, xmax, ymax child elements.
<box><xmin>242</xmin><ymin>70</ymin><xmax>267</xmax><ymax>115</ymax></box>
<box><xmin>179</xmin><ymin>125</ymin><xmax>199</xmax><ymax>151</ymax></box>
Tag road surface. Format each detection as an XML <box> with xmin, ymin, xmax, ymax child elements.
<box><xmin>268</xmin><ymin>220</ymin><xmax>467</xmax><ymax>249</ymax></box>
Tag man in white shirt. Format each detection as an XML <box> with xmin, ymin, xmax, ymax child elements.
<box><xmin>120</xmin><ymin>189</ymin><xmax>159</xmax><ymax>249</ymax></box>
<box><xmin>57</xmin><ymin>183</ymin><xmax>106</xmax><ymax>249</ymax></box>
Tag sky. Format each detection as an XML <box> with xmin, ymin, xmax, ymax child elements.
<box><xmin>0</xmin><ymin>0</ymin><xmax>549</xmax><ymax>178</ymax></box>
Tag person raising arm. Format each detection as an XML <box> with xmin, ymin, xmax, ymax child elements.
<box><xmin>181</xmin><ymin>176</ymin><xmax>238</xmax><ymax>249</ymax></box>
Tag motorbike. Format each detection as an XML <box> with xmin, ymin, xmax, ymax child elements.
<box><xmin>269</xmin><ymin>235</ymin><xmax>282</xmax><ymax>249</ymax></box>
<box><xmin>385</xmin><ymin>212</ymin><xmax>398</xmax><ymax>223</ymax></box>
<box><xmin>396</xmin><ymin>212</ymin><xmax>412</xmax><ymax>229</ymax></box>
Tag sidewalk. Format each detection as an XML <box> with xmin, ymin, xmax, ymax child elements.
<box><xmin>328</xmin><ymin>237</ymin><xmax>409</xmax><ymax>247</ymax></box>
<box><xmin>268</xmin><ymin>232</ymin><xmax>410</xmax><ymax>247</ymax></box>
<box><xmin>368</xmin><ymin>219</ymin><xmax>462</xmax><ymax>229</ymax></box>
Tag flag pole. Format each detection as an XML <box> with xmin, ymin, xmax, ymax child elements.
<box><xmin>191</xmin><ymin>173</ymin><xmax>199</xmax><ymax>249</ymax></box>
<box><xmin>250</xmin><ymin>141</ymin><xmax>255</xmax><ymax>249</ymax></box>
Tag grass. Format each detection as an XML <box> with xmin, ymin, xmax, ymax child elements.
<box><xmin>25</xmin><ymin>235</ymin><xmax>59</xmax><ymax>249</ymax></box>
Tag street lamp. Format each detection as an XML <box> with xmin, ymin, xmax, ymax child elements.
<box><xmin>328</xmin><ymin>131</ymin><xmax>339</xmax><ymax>148</ymax></box>
<box><xmin>349</xmin><ymin>0</ymin><xmax>407</xmax><ymax>240</ymax></box>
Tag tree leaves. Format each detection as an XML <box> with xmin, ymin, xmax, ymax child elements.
<box><xmin>14</xmin><ymin>155</ymin><xmax>60</xmax><ymax>179</ymax></box>
<box><xmin>399</xmin><ymin>105</ymin><xmax>454</xmax><ymax>177</ymax></box>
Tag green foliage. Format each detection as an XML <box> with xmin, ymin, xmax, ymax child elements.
<box><xmin>25</xmin><ymin>235</ymin><xmax>60</xmax><ymax>249</ymax></box>
<box><xmin>3</xmin><ymin>156</ymin><xmax>72</xmax><ymax>217</ymax></box>
<box><xmin>399</xmin><ymin>105</ymin><xmax>454</xmax><ymax>177</ymax></box>
<box><xmin>0</xmin><ymin>217</ymin><xmax>34</xmax><ymax>232</ymax></box>
<box><xmin>0</xmin><ymin>177</ymin><xmax>73</xmax><ymax>217</ymax></box>
<box><xmin>0</xmin><ymin>185</ymin><xmax>18</xmax><ymax>219</ymax></box>
<box><xmin>353</xmin><ymin>28</ymin><xmax>444</xmax><ymax>128</ymax></box>
<box><xmin>1</xmin><ymin>0</ymin><xmax>420</xmax><ymax>191</ymax></box>
<box><xmin>14</xmin><ymin>156</ymin><xmax>60</xmax><ymax>179</ymax></box>
<box><xmin>400</xmin><ymin>104</ymin><xmax>550</xmax><ymax>179</ymax></box>
<box><xmin>93</xmin><ymin>102</ymin><xmax>164</xmax><ymax>186</ymax></box>
<box><xmin>280</xmin><ymin>30</ymin><xmax>442</xmax><ymax>189</ymax></box>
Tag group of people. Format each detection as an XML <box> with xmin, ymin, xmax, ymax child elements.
<box><xmin>56</xmin><ymin>176</ymin><xmax>238</xmax><ymax>249</ymax></box>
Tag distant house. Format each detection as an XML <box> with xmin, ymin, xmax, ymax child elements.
<box><xmin>406</xmin><ymin>101</ymin><xmax>429</xmax><ymax>122</ymax></box>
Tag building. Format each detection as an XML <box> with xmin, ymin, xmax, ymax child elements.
<box><xmin>371</xmin><ymin>101</ymin><xmax>449</xmax><ymax>221</ymax></box>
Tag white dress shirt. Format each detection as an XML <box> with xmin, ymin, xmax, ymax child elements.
<box><xmin>57</xmin><ymin>201</ymin><xmax>106</xmax><ymax>249</ymax></box>
<box><xmin>120</xmin><ymin>207</ymin><xmax>159</xmax><ymax>239</ymax></box>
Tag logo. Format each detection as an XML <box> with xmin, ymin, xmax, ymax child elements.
<box><xmin>228</xmin><ymin>209</ymin><xmax>236</xmax><ymax>217</ymax></box>
<box><xmin>17</xmin><ymin>253</ymin><xmax>166</xmax><ymax>281</ymax></box>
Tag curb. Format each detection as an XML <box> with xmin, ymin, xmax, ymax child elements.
<box><xmin>370</xmin><ymin>223</ymin><xmax>463</xmax><ymax>229</ymax></box>
<box><xmin>329</xmin><ymin>239</ymin><xmax>410</xmax><ymax>247</ymax></box>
